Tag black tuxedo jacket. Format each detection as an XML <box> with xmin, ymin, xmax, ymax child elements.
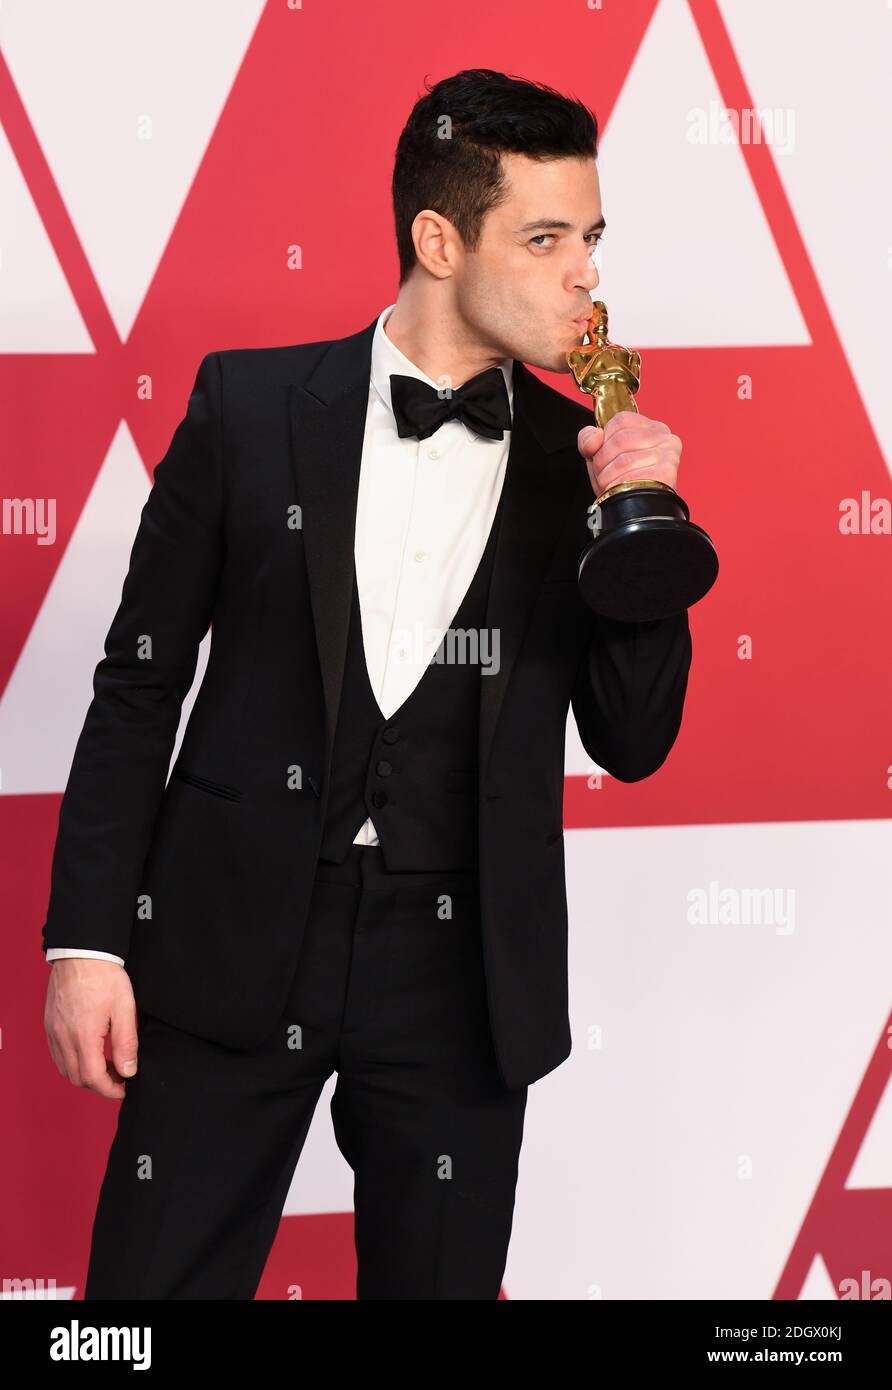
<box><xmin>41</xmin><ymin>313</ymin><xmax>692</xmax><ymax>1089</ymax></box>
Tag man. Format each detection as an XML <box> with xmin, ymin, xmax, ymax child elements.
<box><xmin>42</xmin><ymin>68</ymin><xmax>691</xmax><ymax>1299</ymax></box>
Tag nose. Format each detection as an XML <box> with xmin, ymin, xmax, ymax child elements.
<box><xmin>571</xmin><ymin>249</ymin><xmax>600</xmax><ymax>297</ymax></box>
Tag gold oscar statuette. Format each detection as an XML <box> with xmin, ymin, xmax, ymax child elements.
<box><xmin>567</xmin><ymin>299</ymin><xmax>718</xmax><ymax>621</ymax></box>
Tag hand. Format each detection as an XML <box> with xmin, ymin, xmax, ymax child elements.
<box><xmin>578</xmin><ymin>411</ymin><xmax>682</xmax><ymax>498</ymax></box>
<box><xmin>44</xmin><ymin>958</ymin><xmax>138</xmax><ymax>1099</ymax></box>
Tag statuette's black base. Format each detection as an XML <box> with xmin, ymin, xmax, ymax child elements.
<box><xmin>578</xmin><ymin>486</ymin><xmax>718</xmax><ymax>622</ymax></box>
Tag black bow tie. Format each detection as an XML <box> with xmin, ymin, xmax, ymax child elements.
<box><xmin>389</xmin><ymin>367</ymin><xmax>512</xmax><ymax>442</ymax></box>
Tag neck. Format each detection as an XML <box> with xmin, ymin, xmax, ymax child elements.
<box><xmin>384</xmin><ymin>280</ymin><xmax>506</xmax><ymax>388</ymax></box>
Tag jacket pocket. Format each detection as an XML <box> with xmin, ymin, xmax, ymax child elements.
<box><xmin>170</xmin><ymin>764</ymin><xmax>242</xmax><ymax>803</ymax></box>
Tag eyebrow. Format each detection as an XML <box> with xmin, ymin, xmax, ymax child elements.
<box><xmin>516</xmin><ymin>216</ymin><xmax>607</xmax><ymax>233</ymax></box>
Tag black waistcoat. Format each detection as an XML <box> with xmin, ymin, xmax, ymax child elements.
<box><xmin>318</xmin><ymin>483</ymin><xmax>506</xmax><ymax>870</ymax></box>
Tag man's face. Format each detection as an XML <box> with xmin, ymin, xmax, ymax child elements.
<box><xmin>454</xmin><ymin>152</ymin><xmax>604</xmax><ymax>373</ymax></box>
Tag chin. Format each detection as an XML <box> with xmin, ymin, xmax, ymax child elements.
<box><xmin>522</xmin><ymin>347</ymin><xmax>571</xmax><ymax>374</ymax></box>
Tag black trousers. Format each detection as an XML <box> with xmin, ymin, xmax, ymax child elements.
<box><xmin>83</xmin><ymin>844</ymin><xmax>528</xmax><ymax>1299</ymax></box>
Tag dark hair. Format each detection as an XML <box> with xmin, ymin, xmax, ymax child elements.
<box><xmin>392</xmin><ymin>68</ymin><xmax>599</xmax><ymax>285</ymax></box>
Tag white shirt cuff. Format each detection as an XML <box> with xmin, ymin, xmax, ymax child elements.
<box><xmin>45</xmin><ymin>948</ymin><xmax>126</xmax><ymax>966</ymax></box>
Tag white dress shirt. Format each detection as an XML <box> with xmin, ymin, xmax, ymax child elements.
<box><xmin>46</xmin><ymin>304</ymin><xmax>514</xmax><ymax>966</ymax></box>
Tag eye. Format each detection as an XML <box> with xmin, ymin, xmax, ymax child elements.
<box><xmin>529</xmin><ymin>232</ymin><xmax>604</xmax><ymax>249</ymax></box>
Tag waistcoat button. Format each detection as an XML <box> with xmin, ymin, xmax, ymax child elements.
<box><xmin>381</xmin><ymin>727</ymin><xmax>400</xmax><ymax>745</ymax></box>
<box><xmin>376</xmin><ymin>760</ymin><xmax>393</xmax><ymax>776</ymax></box>
<box><xmin>371</xmin><ymin>790</ymin><xmax>388</xmax><ymax>808</ymax></box>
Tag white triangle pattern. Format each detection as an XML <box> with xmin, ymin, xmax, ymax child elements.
<box><xmin>0</xmin><ymin>421</ymin><xmax>209</xmax><ymax>794</ymax></box>
<box><xmin>595</xmin><ymin>0</ymin><xmax>810</xmax><ymax>347</ymax></box>
<box><xmin>798</xmin><ymin>1253</ymin><xmax>840</xmax><ymax>1300</ymax></box>
<box><xmin>718</xmin><ymin>0</ymin><xmax>892</xmax><ymax>477</ymax></box>
<box><xmin>0</xmin><ymin>0</ymin><xmax>266</xmax><ymax>343</ymax></box>
<box><xmin>0</xmin><ymin>123</ymin><xmax>92</xmax><ymax>352</ymax></box>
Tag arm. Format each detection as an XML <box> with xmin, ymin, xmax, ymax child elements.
<box><xmin>571</xmin><ymin>606</ymin><xmax>692</xmax><ymax>782</ymax></box>
<box><xmin>41</xmin><ymin>351</ymin><xmax>225</xmax><ymax>962</ymax></box>
<box><xmin>572</xmin><ymin>411</ymin><xmax>694</xmax><ymax>780</ymax></box>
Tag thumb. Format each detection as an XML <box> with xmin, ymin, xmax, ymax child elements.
<box><xmin>111</xmin><ymin>998</ymin><xmax>139</xmax><ymax>1077</ymax></box>
<box><xmin>578</xmin><ymin>425</ymin><xmax>604</xmax><ymax>457</ymax></box>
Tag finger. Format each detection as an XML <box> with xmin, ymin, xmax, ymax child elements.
<box><xmin>602</xmin><ymin>410</ymin><xmax>643</xmax><ymax>436</ymax></box>
<box><xmin>45</xmin><ymin>1010</ymin><xmax>83</xmax><ymax>1084</ymax></box>
<box><xmin>595</xmin><ymin>450</ymin><xmax>667</xmax><ymax>490</ymax></box>
<box><xmin>57</xmin><ymin>1037</ymin><xmax>83</xmax><ymax>1086</ymax></box>
<box><xmin>617</xmin><ymin>460</ymin><xmax>677</xmax><ymax>484</ymax></box>
<box><xmin>75</xmin><ymin>1031</ymin><xmax>126</xmax><ymax>1100</ymax></box>
<box><xmin>46</xmin><ymin>1030</ymin><xmax>72</xmax><ymax>1082</ymax></box>
<box><xmin>593</xmin><ymin>437</ymin><xmax>664</xmax><ymax>482</ymax></box>
<box><xmin>602</xmin><ymin>411</ymin><xmax>670</xmax><ymax>438</ymax></box>
<box><xmin>577</xmin><ymin>425</ymin><xmax>604</xmax><ymax>458</ymax></box>
<box><xmin>596</xmin><ymin>425</ymin><xmax>672</xmax><ymax>468</ymax></box>
<box><xmin>599</xmin><ymin>462</ymin><xmax>679</xmax><ymax>494</ymax></box>
<box><xmin>110</xmin><ymin>998</ymin><xmax>139</xmax><ymax>1081</ymax></box>
<box><xmin>633</xmin><ymin>417</ymin><xmax>671</xmax><ymax>435</ymax></box>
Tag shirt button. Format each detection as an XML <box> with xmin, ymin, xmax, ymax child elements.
<box><xmin>371</xmin><ymin>790</ymin><xmax>388</xmax><ymax>808</ymax></box>
<box><xmin>376</xmin><ymin>760</ymin><xmax>392</xmax><ymax>776</ymax></box>
<box><xmin>413</xmin><ymin>550</ymin><xmax>427</xmax><ymax>563</ymax></box>
<box><xmin>428</xmin><ymin>448</ymin><xmax>440</xmax><ymax>460</ymax></box>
